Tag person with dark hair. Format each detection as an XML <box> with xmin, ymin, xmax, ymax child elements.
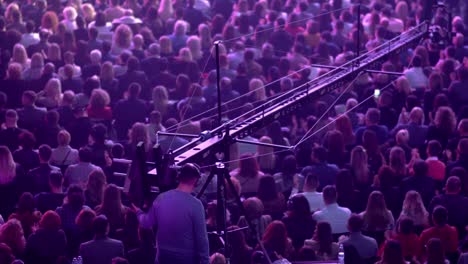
<box><xmin>13</xmin><ymin>131</ymin><xmax>40</xmax><ymax>172</ymax></box>
<box><xmin>376</xmin><ymin>240</ymin><xmax>406</xmax><ymax>264</ymax></box>
<box><xmin>312</xmin><ymin>185</ymin><xmax>351</xmax><ymax>235</ymax></box>
<box><xmin>79</xmin><ymin>215</ymin><xmax>125</xmax><ymax>264</ymax></box>
<box><xmin>256</xmin><ymin>175</ymin><xmax>285</xmax><ymax>219</ymax></box>
<box><xmin>401</xmin><ymin>160</ymin><xmax>435</xmax><ymax>206</ymax></box>
<box><xmin>118</xmin><ymin>56</ymin><xmax>149</xmax><ymax>99</ymax></box>
<box><xmin>447</xmin><ymin>138</ymin><xmax>468</xmax><ymax>173</ymax></box>
<box><xmin>0</xmin><ymin>109</ymin><xmax>23</xmax><ymax>152</ymax></box>
<box><xmin>27</xmin><ymin>144</ymin><xmax>60</xmax><ymax>194</ymax></box>
<box><xmin>87</xmin><ymin>123</ymin><xmax>111</xmax><ymax>169</ymax></box>
<box><xmin>429</xmin><ymin>176</ymin><xmax>468</xmax><ymax>239</ymax></box>
<box><xmin>36</xmin><ymin>110</ymin><xmax>62</xmax><ymax>148</ymax></box>
<box><xmin>382</xmin><ymin>217</ymin><xmax>420</xmax><ymax>260</ymax></box>
<box><xmin>269</xmin><ymin>18</ymin><xmax>293</xmax><ymax>57</ymax></box>
<box><xmin>137</xmin><ymin>163</ymin><xmax>209</xmax><ymax>264</ymax></box>
<box><xmin>113</xmin><ymin>83</ymin><xmax>147</xmax><ymax>140</ymax></box>
<box><xmin>341</xmin><ymin>214</ymin><xmax>378</xmax><ymax>260</ymax></box>
<box><xmin>282</xmin><ymin>194</ymin><xmax>315</xmax><ymax>249</ymax></box>
<box><xmin>301</xmin><ymin>147</ymin><xmax>339</xmax><ymax>191</ymax></box>
<box><xmin>355</xmin><ymin>108</ymin><xmax>389</xmax><ymax>145</ymax></box>
<box><xmin>404</xmin><ymin>54</ymin><xmax>429</xmax><ymax>89</ymax></box>
<box><xmin>34</xmin><ymin>171</ymin><xmax>65</xmax><ymax>213</ymax></box>
<box><xmin>56</xmin><ymin>185</ymin><xmax>90</xmax><ymax>232</ymax></box>
<box><xmin>304</xmin><ymin>222</ymin><xmax>339</xmax><ymax>260</ymax></box>
<box><xmin>17</xmin><ymin>90</ymin><xmax>46</xmax><ymax>133</ymax></box>
<box><xmin>65</xmin><ymin>147</ymin><xmax>102</xmax><ymax>188</ymax></box>
<box><xmin>419</xmin><ymin>206</ymin><xmax>458</xmax><ymax>259</ymax></box>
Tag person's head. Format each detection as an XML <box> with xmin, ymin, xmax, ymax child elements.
<box><xmin>86</xmin><ymin>169</ymin><xmax>107</xmax><ymax>202</ymax></box>
<box><xmin>127</xmin><ymin>82</ymin><xmax>141</xmax><ymax>99</ymax></box>
<box><xmin>113</xmin><ymin>24</ymin><xmax>133</xmax><ymax>49</ymax></box>
<box><xmin>281</xmin><ymin>154</ymin><xmax>297</xmax><ymax>175</ymax></box>
<box><xmin>402</xmin><ymin>190</ymin><xmax>427</xmax><ymax>217</ymax></box>
<box><xmin>381</xmin><ymin>240</ymin><xmax>405</xmax><ymax>264</ymax></box>
<box><xmin>30</xmin><ymin>52</ymin><xmax>44</xmax><ymax>70</ymax></box>
<box><xmin>287</xmin><ymin>194</ymin><xmax>310</xmax><ymax>218</ymax></box>
<box><xmin>303</xmin><ymin>173</ymin><xmax>319</xmax><ymax>192</ymax></box>
<box><xmin>39</xmin><ymin>211</ymin><xmax>61</xmax><ymax>230</ymax></box>
<box><xmin>6</xmin><ymin>63</ymin><xmax>22</xmax><ymax>80</ymax></box>
<box><xmin>90</xmin><ymin>124</ymin><xmax>107</xmax><ymax>145</ymax></box>
<box><xmin>93</xmin><ymin>215</ymin><xmax>109</xmax><ymax>238</ymax></box>
<box><xmin>426</xmin><ymin>238</ymin><xmax>445</xmax><ymax>264</ymax></box>
<box><xmin>89</xmin><ymin>89</ymin><xmax>110</xmax><ymax>110</ymax></box>
<box><xmin>257</xmin><ymin>176</ymin><xmax>278</xmax><ymax>202</ymax></box>
<box><xmin>413</xmin><ymin>160</ymin><xmax>429</xmax><ymax>177</ymax></box>
<box><xmin>178</xmin><ymin>163</ymin><xmax>201</xmax><ymax>188</ymax></box>
<box><xmin>239</xmin><ymin>153</ymin><xmax>260</xmax><ymax>178</ymax></box>
<box><xmin>434</xmin><ymin>106</ymin><xmax>456</xmax><ymax>134</ymax></box>
<box><xmin>322</xmin><ymin>185</ymin><xmax>337</xmax><ymax>205</ymax></box>
<box><xmin>432</xmin><ymin>206</ymin><xmax>448</xmax><ymax>226</ymax></box>
<box><xmin>48</xmin><ymin>171</ymin><xmax>63</xmax><ymax>192</ymax></box>
<box><xmin>17</xmin><ymin>192</ymin><xmax>35</xmax><ymax>213</ymax></box>
<box><xmin>38</xmin><ymin>144</ymin><xmax>52</xmax><ymax>163</ymax></box>
<box><xmin>4</xmin><ymin>109</ymin><xmax>18</xmax><ymax>128</ymax></box>
<box><xmin>427</xmin><ymin>139</ymin><xmax>441</xmax><ymax>157</ymax></box>
<box><xmin>75</xmin><ymin>208</ymin><xmax>96</xmax><ymax>231</ymax></box>
<box><xmin>129</xmin><ymin>122</ymin><xmax>150</xmax><ymax>147</ymax></box>
<box><xmin>397</xmin><ymin>217</ymin><xmax>414</xmax><ymax>235</ymax></box>
<box><xmin>409</xmin><ymin>106</ymin><xmax>424</xmax><ymax>125</ymax></box>
<box><xmin>173</xmin><ymin>20</ymin><xmax>187</xmax><ymax>36</ymax></box>
<box><xmin>78</xmin><ymin>147</ymin><xmax>92</xmax><ymax>163</ymax></box>
<box><xmin>159</xmin><ymin>36</ymin><xmax>173</xmax><ymax>54</ymax></box>
<box><xmin>19</xmin><ymin>131</ymin><xmax>36</xmax><ymax>150</ymax></box>
<box><xmin>100</xmin><ymin>61</ymin><xmax>114</xmax><ymax>81</ymax></box>
<box><xmin>459</xmin><ymin>138</ymin><xmax>468</xmax><ymax>156</ymax></box>
<box><xmin>377</xmin><ymin>165</ymin><xmax>396</xmax><ymax>189</ymax></box>
<box><xmin>365</xmin><ymin>108</ymin><xmax>380</xmax><ymax>125</ymax></box>
<box><xmin>47</xmin><ymin>43</ymin><xmax>61</xmax><ymax>61</ymax></box>
<box><xmin>243</xmin><ymin>197</ymin><xmax>264</xmax><ymax>219</ymax></box>
<box><xmin>389</xmin><ymin>146</ymin><xmax>406</xmax><ymax>175</ymax></box>
<box><xmin>395</xmin><ymin>129</ymin><xmax>409</xmax><ymax>146</ymax></box>
<box><xmin>262</xmin><ymin>221</ymin><xmax>288</xmax><ymax>256</ymax></box>
<box><xmin>347</xmin><ymin>214</ymin><xmax>364</xmax><ymax>233</ymax></box>
<box><xmin>67</xmin><ymin>185</ymin><xmax>84</xmax><ymax>208</ymax></box>
<box><xmin>446</xmin><ymin>176</ymin><xmax>461</xmax><ymax>194</ymax></box>
<box><xmin>44</xmin><ymin>78</ymin><xmax>62</xmax><ymax>105</ymax></box>
<box><xmin>458</xmin><ymin>119</ymin><xmax>468</xmax><ymax>136</ymax></box>
<box><xmin>311</xmin><ymin>146</ymin><xmax>327</xmax><ymax>163</ymax></box>
<box><xmin>350</xmin><ymin>145</ymin><xmax>369</xmax><ymax>183</ymax></box>
<box><xmin>0</xmin><ymin>219</ymin><xmax>25</xmax><ymax>254</ymax></box>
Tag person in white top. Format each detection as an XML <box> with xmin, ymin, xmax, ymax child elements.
<box><xmin>20</xmin><ymin>21</ymin><xmax>40</xmax><ymax>48</ymax></box>
<box><xmin>65</xmin><ymin>147</ymin><xmax>101</xmax><ymax>188</ymax></box>
<box><xmin>312</xmin><ymin>185</ymin><xmax>351</xmax><ymax>234</ymax></box>
<box><xmin>291</xmin><ymin>173</ymin><xmax>324</xmax><ymax>212</ymax></box>
<box><xmin>404</xmin><ymin>55</ymin><xmax>428</xmax><ymax>89</ymax></box>
<box><xmin>51</xmin><ymin>130</ymin><xmax>79</xmax><ymax>167</ymax></box>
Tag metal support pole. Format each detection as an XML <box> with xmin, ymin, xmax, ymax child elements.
<box><xmin>215</xmin><ymin>40</ymin><xmax>223</xmax><ymax>126</ymax></box>
<box><xmin>215</xmin><ymin>162</ymin><xmax>228</xmax><ymax>261</ymax></box>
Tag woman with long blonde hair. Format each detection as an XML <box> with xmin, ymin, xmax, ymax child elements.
<box><xmin>198</xmin><ymin>23</ymin><xmax>212</xmax><ymax>52</ymax></box>
<box><xmin>151</xmin><ymin>85</ymin><xmax>169</xmax><ymax>118</ymax></box>
<box><xmin>399</xmin><ymin>190</ymin><xmax>429</xmax><ymax>232</ymax></box>
<box><xmin>127</xmin><ymin>122</ymin><xmax>152</xmax><ymax>158</ymax></box>
<box><xmin>0</xmin><ymin>146</ymin><xmax>16</xmax><ymax>185</ymax></box>
<box><xmin>111</xmin><ymin>24</ymin><xmax>133</xmax><ymax>56</ymax></box>
<box><xmin>11</xmin><ymin>44</ymin><xmax>30</xmax><ymax>69</ymax></box>
<box><xmin>249</xmin><ymin>78</ymin><xmax>267</xmax><ymax>103</ymax></box>
<box><xmin>186</xmin><ymin>36</ymin><xmax>202</xmax><ymax>61</ymax></box>
<box><xmin>23</xmin><ymin>53</ymin><xmax>44</xmax><ymax>80</ymax></box>
<box><xmin>38</xmin><ymin>78</ymin><xmax>62</xmax><ymax>108</ymax></box>
<box><xmin>158</xmin><ymin>0</ymin><xmax>173</xmax><ymax>21</ymax></box>
<box><xmin>256</xmin><ymin>136</ymin><xmax>277</xmax><ymax>174</ymax></box>
<box><xmin>81</xmin><ymin>3</ymin><xmax>96</xmax><ymax>23</ymax></box>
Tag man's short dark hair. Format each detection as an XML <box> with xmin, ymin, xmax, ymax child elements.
<box><xmin>432</xmin><ymin>206</ymin><xmax>448</xmax><ymax>226</ymax></box>
<box><xmin>127</xmin><ymin>56</ymin><xmax>139</xmax><ymax>72</ymax></box>
<box><xmin>178</xmin><ymin>163</ymin><xmax>201</xmax><ymax>183</ymax></box>
<box><xmin>93</xmin><ymin>215</ymin><xmax>109</xmax><ymax>236</ymax></box>
<box><xmin>413</xmin><ymin>160</ymin><xmax>428</xmax><ymax>177</ymax></box>
<box><xmin>427</xmin><ymin>140</ymin><xmax>442</xmax><ymax>156</ymax></box>
<box><xmin>38</xmin><ymin>144</ymin><xmax>52</xmax><ymax>161</ymax></box>
<box><xmin>412</xmin><ymin>55</ymin><xmax>422</xmax><ymax>67</ymax></box>
<box><xmin>366</xmin><ymin>108</ymin><xmax>381</xmax><ymax>124</ymax></box>
<box><xmin>304</xmin><ymin>173</ymin><xmax>319</xmax><ymax>189</ymax></box>
<box><xmin>446</xmin><ymin>176</ymin><xmax>461</xmax><ymax>193</ymax></box>
<box><xmin>322</xmin><ymin>185</ymin><xmax>337</xmax><ymax>204</ymax></box>
<box><xmin>79</xmin><ymin>147</ymin><xmax>93</xmax><ymax>162</ymax></box>
<box><xmin>128</xmin><ymin>83</ymin><xmax>141</xmax><ymax>98</ymax></box>
<box><xmin>49</xmin><ymin>171</ymin><xmax>63</xmax><ymax>188</ymax></box>
<box><xmin>348</xmin><ymin>214</ymin><xmax>364</xmax><ymax>232</ymax></box>
<box><xmin>90</xmin><ymin>124</ymin><xmax>107</xmax><ymax>143</ymax></box>
<box><xmin>312</xmin><ymin>146</ymin><xmax>327</xmax><ymax>162</ymax></box>
<box><xmin>22</xmin><ymin>90</ymin><xmax>37</xmax><ymax>103</ymax></box>
<box><xmin>25</xmin><ymin>20</ymin><xmax>35</xmax><ymax>33</ymax></box>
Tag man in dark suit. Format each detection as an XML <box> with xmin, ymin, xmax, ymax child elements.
<box><xmin>118</xmin><ymin>56</ymin><xmax>149</xmax><ymax>98</ymax></box>
<box><xmin>401</xmin><ymin>160</ymin><xmax>435</xmax><ymax>206</ymax></box>
<box><xmin>269</xmin><ymin>18</ymin><xmax>293</xmax><ymax>56</ymax></box>
<box><xmin>113</xmin><ymin>83</ymin><xmax>147</xmax><ymax>140</ymax></box>
<box><xmin>17</xmin><ymin>90</ymin><xmax>46</xmax><ymax>133</ymax></box>
<box><xmin>80</xmin><ymin>215</ymin><xmax>125</xmax><ymax>264</ymax></box>
<box><xmin>429</xmin><ymin>176</ymin><xmax>468</xmax><ymax>239</ymax></box>
<box><xmin>0</xmin><ymin>109</ymin><xmax>23</xmax><ymax>152</ymax></box>
<box><xmin>27</xmin><ymin>144</ymin><xmax>61</xmax><ymax>194</ymax></box>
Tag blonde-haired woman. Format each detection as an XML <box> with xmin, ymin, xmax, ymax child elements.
<box><xmin>62</xmin><ymin>6</ymin><xmax>78</xmax><ymax>31</ymax></box>
<box><xmin>187</xmin><ymin>36</ymin><xmax>203</xmax><ymax>61</ymax></box>
<box><xmin>173</xmin><ymin>47</ymin><xmax>201</xmax><ymax>82</ymax></box>
<box><xmin>158</xmin><ymin>0</ymin><xmax>173</xmax><ymax>21</ymax></box>
<box><xmin>151</xmin><ymin>85</ymin><xmax>169</xmax><ymax>119</ymax></box>
<box><xmin>169</xmin><ymin>20</ymin><xmax>188</xmax><ymax>54</ymax></box>
<box><xmin>111</xmin><ymin>24</ymin><xmax>133</xmax><ymax>56</ymax></box>
<box><xmin>87</xmin><ymin>88</ymin><xmax>112</xmax><ymax>120</ymax></box>
<box><xmin>256</xmin><ymin>136</ymin><xmax>277</xmax><ymax>174</ymax></box>
<box><xmin>0</xmin><ymin>219</ymin><xmax>26</xmax><ymax>258</ymax></box>
<box><xmin>350</xmin><ymin>145</ymin><xmax>371</xmax><ymax>189</ymax></box>
<box><xmin>198</xmin><ymin>23</ymin><xmax>212</xmax><ymax>52</ymax></box>
<box><xmin>51</xmin><ymin>130</ymin><xmax>79</xmax><ymax>168</ymax></box>
<box><xmin>360</xmin><ymin>191</ymin><xmax>395</xmax><ymax>244</ymax></box>
<box><xmin>100</xmin><ymin>62</ymin><xmax>119</xmax><ymax>102</ymax></box>
<box><xmin>38</xmin><ymin>78</ymin><xmax>62</xmax><ymax>109</ymax></box>
<box><xmin>126</xmin><ymin>122</ymin><xmax>151</xmax><ymax>159</ymax></box>
<box><xmin>46</xmin><ymin>43</ymin><xmax>63</xmax><ymax>68</ymax></box>
<box><xmin>249</xmin><ymin>78</ymin><xmax>267</xmax><ymax>104</ymax></box>
<box><xmin>399</xmin><ymin>190</ymin><xmax>429</xmax><ymax>234</ymax></box>
<box><xmin>23</xmin><ymin>53</ymin><xmax>44</xmax><ymax>80</ymax></box>
<box><xmin>11</xmin><ymin>44</ymin><xmax>30</xmax><ymax>70</ymax></box>
<box><xmin>85</xmin><ymin>170</ymin><xmax>107</xmax><ymax>208</ymax></box>
<box><xmin>5</xmin><ymin>3</ymin><xmax>26</xmax><ymax>33</ymax></box>
<box><xmin>0</xmin><ymin>146</ymin><xmax>23</xmax><ymax>218</ymax></box>
<box><xmin>81</xmin><ymin>3</ymin><xmax>96</xmax><ymax>24</ymax></box>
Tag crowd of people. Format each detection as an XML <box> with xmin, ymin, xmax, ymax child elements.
<box><xmin>0</xmin><ymin>0</ymin><xmax>467</xmax><ymax>263</ymax></box>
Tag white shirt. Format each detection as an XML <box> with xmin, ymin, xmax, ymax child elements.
<box><xmin>299</xmin><ymin>191</ymin><xmax>325</xmax><ymax>212</ymax></box>
<box><xmin>312</xmin><ymin>203</ymin><xmax>351</xmax><ymax>234</ymax></box>
<box><xmin>404</xmin><ymin>67</ymin><xmax>428</xmax><ymax>89</ymax></box>
<box><xmin>20</xmin><ymin>33</ymin><xmax>40</xmax><ymax>48</ymax></box>
<box><xmin>51</xmin><ymin>145</ymin><xmax>79</xmax><ymax>167</ymax></box>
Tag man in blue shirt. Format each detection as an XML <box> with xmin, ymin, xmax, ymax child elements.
<box><xmin>137</xmin><ymin>164</ymin><xmax>209</xmax><ymax>264</ymax></box>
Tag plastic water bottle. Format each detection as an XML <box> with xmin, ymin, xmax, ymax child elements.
<box><xmin>338</xmin><ymin>244</ymin><xmax>345</xmax><ymax>264</ymax></box>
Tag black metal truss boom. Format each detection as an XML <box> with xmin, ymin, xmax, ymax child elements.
<box><xmin>169</xmin><ymin>22</ymin><xmax>429</xmax><ymax>167</ymax></box>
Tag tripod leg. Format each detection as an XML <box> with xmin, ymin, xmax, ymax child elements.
<box><xmin>196</xmin><ymin>169</ymin><xmax>216</xmax><ymax>199</ymax></box>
